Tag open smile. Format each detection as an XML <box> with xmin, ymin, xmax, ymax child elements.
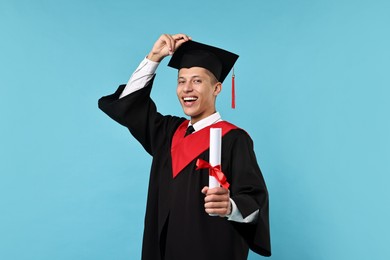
<box><xmin>183</xmin><ymin>96</ymin><xmax>198</xmax><ymax>106</ymax></box>
<box><xmin>183</xmin><ymin>96</ymin><xmax>198</xmax><ymax>102</ymax></box>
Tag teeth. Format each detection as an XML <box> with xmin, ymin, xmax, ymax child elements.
<box><xmin>183</xmin><ymin>97</ymin><xmax>197</xmax><ymax>101</ymax></box>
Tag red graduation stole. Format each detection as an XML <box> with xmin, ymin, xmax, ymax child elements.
<box><xmin>171</xmin><ymin>120</ymin><xmax>238</xmax><ymax>178</ymax></box>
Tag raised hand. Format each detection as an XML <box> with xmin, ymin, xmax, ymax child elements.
<box><xmin>147</xmin><ymin>33</ymin><xmax>192</xmax><ymax>62</ymax></box>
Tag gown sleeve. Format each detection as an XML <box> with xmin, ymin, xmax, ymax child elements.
<box><xmin>98</xmin><ymin>76</ymin><xmax>184</xmax><ymax>156</ymax></box>
<box><xmin>226</xmin><ymin>130</ymin><xmax>271</xmax><ymax>257</ymax></box>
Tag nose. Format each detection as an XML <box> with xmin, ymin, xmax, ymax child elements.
<box><xmin>183</xmin><ymin>81</ymin><xmax>193</xmax><ymax>93</ymax></box>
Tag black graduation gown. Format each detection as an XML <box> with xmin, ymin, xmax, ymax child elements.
<box><xmin>98</xmin><ymin>77</ymin><xmax>271</xmax><ymax>259</ymax></box>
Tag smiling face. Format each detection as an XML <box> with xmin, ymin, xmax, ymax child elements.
<box><xmin>177</xmin><ymin>67</ymin><xmax>222</xmax><ymax>124</ymax></box>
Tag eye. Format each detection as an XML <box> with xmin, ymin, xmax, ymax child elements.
<box><xmin>178</xmin><ymin>80</ymin><xmax>185</xmax><ymax>85</ymax></box>
<box><xmin>193</xmin><ymin>79</ymin><xmax>202</xmax><ymax>84</ymax></box>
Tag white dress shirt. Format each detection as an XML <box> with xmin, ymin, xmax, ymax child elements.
<box><xmin>120</xmin><ymin>58</ymin><xmax>259</xmax><ymax>223</ymax></box>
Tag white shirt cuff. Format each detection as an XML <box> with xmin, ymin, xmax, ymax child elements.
<box><xmin>226</xmin><ymin>198</ymin><xmax>259</xmax><ymax>223</ymax></box>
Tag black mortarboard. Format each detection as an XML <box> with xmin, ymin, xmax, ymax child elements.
<box><xmin>167</xmin><ymin>40</ymin><xmax>239</xmax><ymax>83</ymax></box>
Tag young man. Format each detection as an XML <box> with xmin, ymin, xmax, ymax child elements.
<box><xmin>98</xmin><ymin>34</ymin><xmax>271</xmax><ymax>260</ymax></box>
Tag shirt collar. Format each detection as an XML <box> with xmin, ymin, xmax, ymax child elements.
<box><xmin>188</xmin><ymin>112</ymin><xmax>223</xmax><ymax>133</ymax></box>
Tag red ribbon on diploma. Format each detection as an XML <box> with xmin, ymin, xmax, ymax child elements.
<box><xmin>196</xmin><ymin>159</ymin><xmax>230</xmax><ymax>189</ymax></box>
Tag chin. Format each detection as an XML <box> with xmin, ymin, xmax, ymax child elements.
<box><xmin>183</xmin><ymin>109</ymin><xmax>199</xmax><ymax>118</ymax></box>
<box><xmin>184</xmin><ymin>111</ymin><xmax>195</xmax><ymax>117</ymax></box>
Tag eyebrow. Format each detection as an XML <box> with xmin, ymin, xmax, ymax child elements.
<box><xmin>178</xmin><ymin>75</ymin><xmax>203</xmax><ymax>80</ymax></box>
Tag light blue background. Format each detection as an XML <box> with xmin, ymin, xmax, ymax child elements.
<box><xmin>1</xmin><ymin>0</ymin><xmax>389</xmax><ymax>259</ymax></box>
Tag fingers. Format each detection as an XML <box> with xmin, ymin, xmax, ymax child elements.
<box><xmin>204</xmin><ymin>200</ymin><xmax>231</xmax><ymax>216</ymax></box>
<box><xmin>163</xmin><ymin>33</ymin><xmax>192</xmax><ymax>54</ymax></box>
<box><xmin>148</xmin><ymin>33</ymin><xmax>192</xmax><ymax>61</ymax></box>
<box><xmin>204</xmin><ymin>187</ymin><xmax>229</xmax><ymax>196</ymax></box>
<box><xmin>202</xmin><ymin>187</ymin><xmax>231</xmax><ymax>216</ymax></box>
<box><xmin>204</xmin><ymin>188</ymin><xmax>230</xmax><ymax>204</ymax></box>
<box><xmin>172</xmin><ymin>33</ymin><xmax>192</xmax><ymax>50</ymax></box>
<box><xmin>174</xmin><ymin>38</ymin><xmax>189</xmax><ymax>51</ymax></box>
<box><xmin>159</xmin><ymin>34</ymin><xmax>176</xmax><ymax>55</ymax></box>
<box><xmin>172</xmin><ymin>33</ymin><xmax>191</xmax><ymax>41</ymax></box>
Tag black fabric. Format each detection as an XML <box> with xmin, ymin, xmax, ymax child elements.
<box><xmin>98</xmin><ymin>77</ymin><xmax>271</xmax><ymax>259</ymax></box>
<box><xmin>167</xmin><ymin>40</ymin><xmax>239</xmax><ymax>83</ymax></box>
<box><xmin>184</xmin><ymin>125</ymin><xmax>195</xmax><ymax>137</ymax></box>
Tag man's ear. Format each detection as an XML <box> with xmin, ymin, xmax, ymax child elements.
<box><xmin>214</xmin><ymin>82</ymin><xmax>222</xmax><ymax>96</ymax></box>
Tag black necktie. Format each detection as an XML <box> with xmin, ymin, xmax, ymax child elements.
<box><xmin>184</xmin><ymin>125</ymin><xmax>195</xmax><ymax>137</ymax></box>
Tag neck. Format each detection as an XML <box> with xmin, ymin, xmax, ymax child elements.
<box><xmin>190</xmin><ymin>111</ymin><xmax>216</xmax><ymax>124</ymax></box>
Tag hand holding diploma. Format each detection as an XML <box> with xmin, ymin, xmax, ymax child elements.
<box><xmin>202</xmin><ymin>186</ymin><xmax>231</xmax><ymax>217</ymax></box>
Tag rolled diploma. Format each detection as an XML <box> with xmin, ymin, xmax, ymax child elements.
<box><xmin>209</xmin><ymin>128</ymin><xmax>222</xmax><ymax>217</ymax></box>
<box><xmin>209</xmin><ymin>128</ymin><xmax>222</xmax><ymax>189</ymax></box>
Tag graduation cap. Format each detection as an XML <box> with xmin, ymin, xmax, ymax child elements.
<box><xmin>168</xmin><ymin>40</ymin><xmax>239</xmax><ymax>108</ymax></box>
